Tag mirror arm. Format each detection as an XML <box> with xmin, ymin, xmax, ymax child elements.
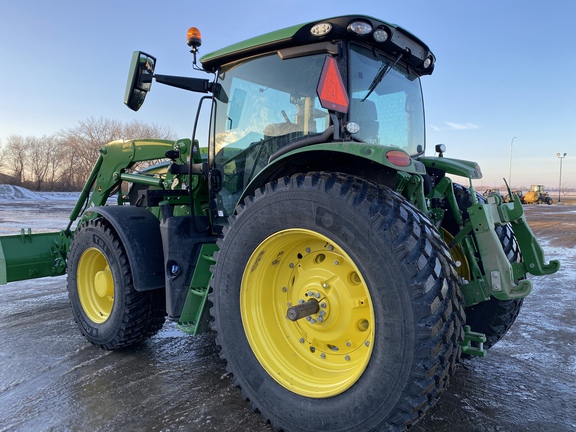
<box><xmin>153</xmin><ymin>74</ymin><xmax>212</xmax><ymax>93</ymax></box>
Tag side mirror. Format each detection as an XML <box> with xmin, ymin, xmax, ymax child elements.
<box><xmin>124</xmin><ymin>51</ymin><xmax>157</xmax><ymax>111</ymax></box>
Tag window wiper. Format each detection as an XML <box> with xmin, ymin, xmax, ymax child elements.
<box><xmin>362</xmin><ymin>52</ymin><xmax>404</xmax><ymax>101</ymax></box>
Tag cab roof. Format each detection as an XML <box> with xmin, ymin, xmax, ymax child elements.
<box><xmin>200</xmin><ymin>15</ymin><xmax>435</xmax><ymax>75</ymax></box>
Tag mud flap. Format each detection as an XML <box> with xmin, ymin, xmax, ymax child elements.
<box><xmin>158</xmin><ymin>203</ymin><xmax>216</xmax><ymax>320</ymax></box>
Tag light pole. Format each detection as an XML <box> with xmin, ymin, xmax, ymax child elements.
<box><xmin>508</xmin><ymin>137</ymin><xmax>516</xmax><ymax>186</ymax></box>
<box><xmin>557</xmin><ymin>152</ymin><xmax>567</xmax><ymax>203</ymax></box>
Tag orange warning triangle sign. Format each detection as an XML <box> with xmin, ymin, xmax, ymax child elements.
<box><xmin>317</xmin><ymin>56</ymin><xmax>349</xmax><ymax>113</ymax></box>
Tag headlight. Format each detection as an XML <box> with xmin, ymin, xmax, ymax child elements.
<box><xmin>311</xmin><ymin>22</ymin><xmax>332</xmax><ymax>37</ymax></box>
<box><xmin>346</xmin><ymin>122</ymin><xmax>360</xmax><ymax>134</ymax></box>
<box><xmin>349</xmin><ymin>21</ymin><xmax>372</xmax><ymax>35</ymax></box>
<box><xmin>423</xmin><ymin>55</ymin><xmax>434</xmax><ymax>69</ymax></box>
<box><xmin>373</xmin><ymin>28</ymin><xmax>389</xmax><ymax>43</ymax></box>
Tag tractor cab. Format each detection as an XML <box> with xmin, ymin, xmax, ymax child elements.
<box><xmin>125</xmin><ymin>16</ymin><xmax>434</xmax><ymax>221</ymax></box>
<box><xmin>209</xmin><ymin>37</ymin><xmax>427</xmax><ymax>217</ymax></box>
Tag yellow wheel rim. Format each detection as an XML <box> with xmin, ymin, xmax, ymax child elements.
<box><xmin>240</xmin><ymin>228</ymin><xmax>375</xmax><ymax>398</ymax></box>
<box><xmin>77</xmin><ymin>247</ymin><xmax>114</xmax><ymax>324</ymax></box>
<box><xmin>442</xmin><ymin>229</ymin><xmax>471</xmax><ymax>281</ymax></box>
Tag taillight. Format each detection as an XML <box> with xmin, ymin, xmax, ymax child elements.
<box><xmin>386</xmin><ymin>150</ymin><xmax>411</xmax><ymax>167</ymax></box>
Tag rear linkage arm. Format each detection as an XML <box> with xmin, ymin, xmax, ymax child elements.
<box><xmin>402</xmin><ymin>174</ymin><xmax>559</xmax><ymax>307</ymax></box>
<box><xmin>438</xmin><ymin>178</ymin><xmax>559</xmax><ymax>306</ymax></box>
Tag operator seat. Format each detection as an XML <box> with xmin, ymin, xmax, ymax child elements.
<box><xmin>242</xmin><ymin>122</ymin><xmax>304</xmax><ymax>187</ymax></box>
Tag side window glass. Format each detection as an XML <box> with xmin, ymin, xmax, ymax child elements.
<box><xmin>212</xmin><ymin>53</ymin><xmax>330</xmax><ymax>217</ymax></box>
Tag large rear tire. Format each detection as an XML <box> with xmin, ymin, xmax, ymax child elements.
<box><xmin>211</xmin><ymin>173</ymin><xmax>464</xmax><ymax>431</ymax></box>
<box><xmin>67</xmin><ymin>219</ymin><xmax>165</xmax><ymax>350</ymax></box>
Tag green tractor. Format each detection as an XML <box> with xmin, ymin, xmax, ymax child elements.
<box><xmin>0</xmin><ymin>15</ymin><xmax>559</xmax><ymax>431</ymax></box>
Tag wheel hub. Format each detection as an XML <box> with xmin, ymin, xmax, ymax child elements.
<box><xmin>77</xmin><ymin>247</ymin><xmax>114</xmax><ymax>323</ymax></box>
<box><xmin>94</xmin><ymin>269</ymin><xmax>113</xmax><ymax>298</ymax></box>
<box><xmin>240</xmin><ymin>229</ymin><xmax>374</xmax><ymax>398</ymax></box>
<box><xmin>286</xmin><ymin>298</ymin><xmax>320</xmax><ymax>321</ymax></box>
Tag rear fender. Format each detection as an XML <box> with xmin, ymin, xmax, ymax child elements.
<box><xmin>239</xmin><ymin>143</ymin><xmax>425</xmax><ymax>203</ymax></box>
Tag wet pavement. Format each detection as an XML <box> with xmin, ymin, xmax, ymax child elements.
<box><xmin>1</xmin><ymin>195</ymin><xmax>575</xmax><ymax>431</ymax></box>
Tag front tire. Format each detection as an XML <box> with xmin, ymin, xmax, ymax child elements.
<box><xmin>211</xmin><ymin>173</ymin><xmax>464</xmax><ymax>431</ymax></box>
<box><xmin>67</xmin><ymin>219</ymin><xmax>165</xmax><ymax>349</ymax></box>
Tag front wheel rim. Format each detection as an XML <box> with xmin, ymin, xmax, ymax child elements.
<box><xmin>441</xmin><ymin>229</ymin><xmax>471</xmax><ymax>281</ymax></box>
<box><xmin>77</xmin><ymin>247</ymin><xmax>114</xmax><ymax>323</ymax></box>
<box><xmin>240</xmin><ymin>228</ymin><xmax>375</xmax><ymax>398</ymax></box>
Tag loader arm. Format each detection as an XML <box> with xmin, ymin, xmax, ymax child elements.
<box><xmin>79</xmin><ymin>138</ymin><xmax>187</xmax><ymax>212</ymax></box>
<box><xmin>1</xmin><ymin>138</ymin><xmax>194</xmax><ymax>285</ymax></box>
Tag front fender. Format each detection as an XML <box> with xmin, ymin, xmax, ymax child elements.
<box><xmin>87</xmin><ymin>206</ymin><xmax>164</xmax><ymax>291</ymax></box>
<box><xmin>419</xmin><ymin>156</ymin><xmax>483</xmax><ymax>179</ymax></box>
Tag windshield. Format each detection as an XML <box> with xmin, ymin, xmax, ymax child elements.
<box><xmin>348</xmin><ymin>43</ymin><xmax>425</xmax><ymax>155</ymax></box>
<box><xmin>211</xmin><ymin>52</ymin><xmax>331</xmax><ymax>216</ymax></box>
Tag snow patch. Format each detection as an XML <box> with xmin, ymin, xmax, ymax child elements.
<box><xmin>0</xmin><ymin>184</ymin><xmax>45</xmax><ymax>201</ymax></box>
<box><xmin>0</xmin><ymin>185</ymin><xmax>79</xmax><ymax>202</ymax></box>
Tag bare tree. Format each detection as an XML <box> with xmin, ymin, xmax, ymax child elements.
<box><xmin>122</xmin><ymin>119</ymin><xmax>177</xmax><ymax>142</ymax></box>
<box><xmin>56</xmin><ymin>117</ymin><xmax>176</xmax><ymax>189</ymax></box>
<box><xmin>0</xmin><ymin>139</ymin><xmax>5</xmax><ymax>174</ymax></box>
<box><xmin>122</xmin><ymin>119</ymin><xmax>179</xmax><ymax>170</ymax></box>
<box><xmin>39</xmin><ymin>138</ymin><xmax>79</xmax><ymax>191</ymax></box>
<box><xmin>4</xmin><ymin>135</ymin><xmax>28</xmax><ymax>184</ymax></box>
<box><xmin>58</xmin><ymin>117</ymin><xmax>124</xmax><ymax>178</ymax></box>
<box><xmin>27</xmin><ymin>135</ymin><xmax>60</xmax><ymax>190</ymax></box>
<box><xmin>1</xmin><ymin>118</ymin><xmax>177</xmax><ymax>190</ymax></box>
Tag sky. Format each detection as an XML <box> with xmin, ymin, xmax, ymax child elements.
<box><xmin>1</xmin><ymin>0</ymin><xmax>574</xmax><ymax>190</ymax></box>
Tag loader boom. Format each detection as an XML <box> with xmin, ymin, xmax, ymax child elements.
<box><xmin>0</xmin><ymin>137</ymin><xmax>197</xmax><ymax>286</ymax></box>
